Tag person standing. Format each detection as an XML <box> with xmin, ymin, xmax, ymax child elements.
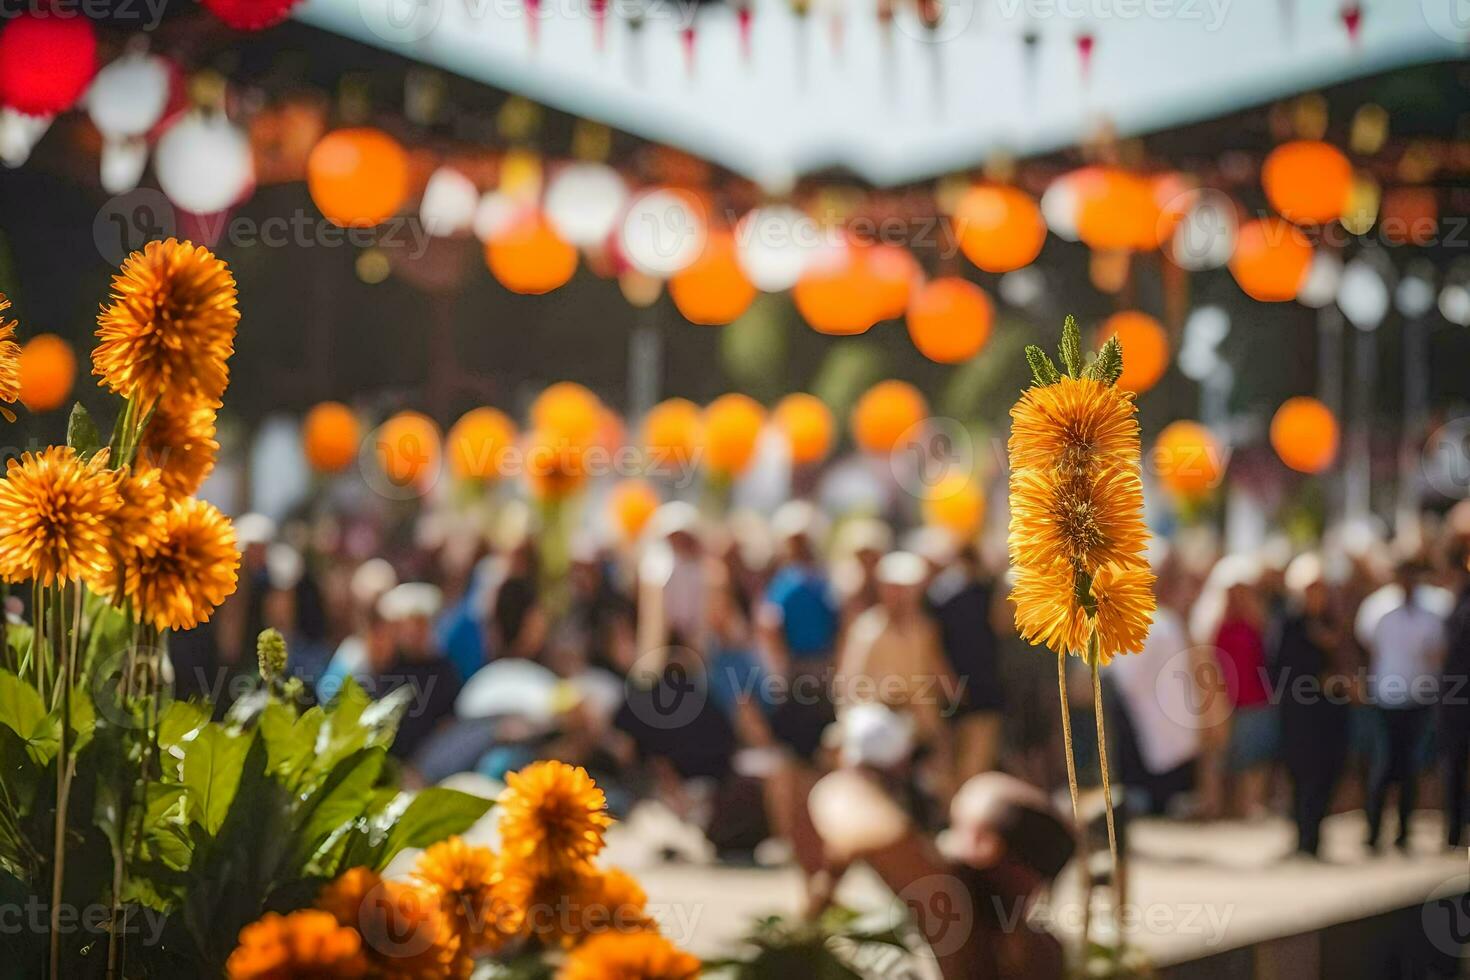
<box><xmin>1272</xmin><ymin>554</ymin><xmax>1351</xmax><ymax>857</ymax></box>
<box><xmin>1364</xmin><ymin>560</ymin><xmax>1447</xmax><ymax>852</ymax></box>
<box><xmin>1440</xmin><ymin>543</ymin><xmax>1470</xmax><ymax>848</ymax></box>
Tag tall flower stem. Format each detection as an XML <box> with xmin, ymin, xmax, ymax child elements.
<box><xmin>1057</xmin><ymin>650</ymin><xmax>1091</xmax><ymax>964</ymax></box>
<box><xmin>1092</xmin><ymin>661</ymin><xmax>1122</xmax><ymax>960</ymax></box>
<box><xmin>48</xmin><ymin>587</ymin><xmax>69</xmax><ymax>980</ymax></box>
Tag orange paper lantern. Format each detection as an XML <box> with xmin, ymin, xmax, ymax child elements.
<box><xmin>867</xmin><ymin>244</ymin><xmax>921</xmax><ymax>322</ymax></box>
<box><xmin>17</xmin><ymin>334</ymin><xmax>75</xmax><ymax>412</ymax></box>
<box><xmin>1262</xmin><ymin>140</ymin><xmax>1352</xmax><ymax>226</ymax></box>
<box><xmin>641</xmin><ymin>398</ymin><xmax>703</xmax><ymax>476</ymax></box>
<box><xmin>1270</xmin><ymin>396</ymin><xmax>1339</xmax><ymax>474</ymax></box>
<box><xmin>703</xmin><ymin>393</ymin><xmax>766</xmax><ymax>477</ymax></box>
<box><xmin>922</xmin><ymin>473</ymin><xmax>985</xmax><ymax>537</ymax></box>
<box><xmin>524</xmin><ymin>429</ymin><xmax>588</xmax><ymax>500</ymax></box>
<box><xmin>1152</xmin><ymin>420</ymin><xmax>1223</xmax><ymax>497</ymax></box>
<box><xmin>302</xmin><ymin>401</ymin><xmax>361</xmax><ymax>473</ymax></box>
<box><xmin>486</xmin><ymin>212</ymin><xmax>578</xmax><ymax>295</ymax></box>
<box><xmin>376</xmin><ymin>411</ymin><xmax>441</xmax><ymax>489</ymax></box>
<box><xmin>1380</xmin><ymin>187</ymin><xmax>1438</xmax><ymax>246</ymax></box>
<box><xmin>608</xmin><ymin>479</ymin><xmax>661</xmax><ymax>541</ymax></box>
<box><xmin>531</xmin><ymin>382</ymin><xmax>601</xmax><ymax>449</ymax></box>
<box><xmin>793</xmin><ymin>245</ymin><xmax>882</xmax><ymax>336</ymax></box>
<box><xmin>774</xmin><ymin>393</ymin><xmax>834</xmax><ymax>465</ymax></box>
<box><xmin>307</xmin><ymin>128</ymin><xmax>409</xmax><ymax>227</ymax></box>
<box><xmin>1229</xmin><ymin>217</ymin><xmax>1312</xmax><ymax>302</ymax></box>
<box><xmin>955</xmin><ymin>184</ymin><xmax>1046</xmax><ymax>273</ymax></box>
<box><xmin>1101</xmin><ymin>311</ymin><xmax>1169</xmax><ymax>395</ymax></box>
<box><xmin>669</xmin><ymin>230</ymin><xmax>757</xmax><ymax>325</ymax></box>
<box><xmin>851</xmin><ymin>380</ymin><xmax>927</xmax><ymax>455</ymax></box>
<box><xmin>448</xmin><ymin>407</ymin><xmax>517</xmax><ymax>481</ymax></box>
<box><xmin>1077</xmin><ymin>169</ymin><xmax>1162</xmax><ymax>252</ymax></box>
<box><xmin>906</xmin><ymin>277</ymin><xmax>994</xmax><ymax>364</ymax></box>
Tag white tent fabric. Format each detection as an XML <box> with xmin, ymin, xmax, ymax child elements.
<box><xmin>296</xmin><ymin>0</ymin><xmax>1466</xmax><ymax>187</ymax></box>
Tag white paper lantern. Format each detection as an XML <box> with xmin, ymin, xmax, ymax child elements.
<box><xmin>1040</xmin><ymin>172</ymin><xmax>1082</xmax><ymax>242</ymax></box>
<box><xmin>1337</xmin><ymin>258</ymin><xmax>1390</xmax><ymax>331</ymax></box>
<box><xmin>0</xmin><ymin>109</ymin><xmax>50</xmax><ymax>167</ymax></box>
<box><xmin>154</xmin><ymin>111</ymin><xmax>253</xmax><ymax>214</ymax></box>
<box><xmin>735</xmin><ymin>205</ymin><xmax>819</xmax><ymax>292</ymax></box>
<box><xmin>419</xmin><ymin>166</ymin><xmax>478</xmax><ymax>237</ymax></box>
<box><xmin>472</xmin><ymin>191</ymin><xmax>523</xmax><ymax>243</ymax></box>
<box><xmin>620</xmin><ymin>188</ymin><xmax>705</xmax><ymax>277</ymax></box>
<box><xmin>86</xmin><ymin>51</ymin><xmax>171</xmax><ymax>140</ymax></box>
<box><xmin>1440</xmin><ymin>284</ymin><xmax>1470</xmax><ymax>327</ymax></box>
<box><xmin>544</xmin><ymin>162</ymin><xmax>626</xmax><ymax>247</ymax></box>
<box><xmin>1169</xmin><ymin>189</ymin><xmax>1236</xmax><ymax>271</ymax></box>
<box><xmin>1296</xmin><ymin>252</ymin><xmax>1343</xmax><ymax>309</ymax></box>
<box><xmin>1395</xmin><ymin>263</ymin><xmax>1436</xmax><ymax>319</ymax></box>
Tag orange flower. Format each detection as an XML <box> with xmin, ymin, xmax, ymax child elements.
<box><xmin>0</xmin><ymin>293</ymin><xmax>20</xmax><ymax>410</ymax></box>
<box><xmin>1007</xmin><ymin>463</ymin><xmax>1148</xmax><ymax>573</ymax></box>
<box><xmin>1011</xmin><ymin>561</ymin><xmax>1089</xmax><ymax>657</ymax></box>
<box><xmin>110</xmin><ymin>465</ymin><xmax>168</xmax><ymax>565</ymax></box>
<box><xmin>499</xmin><ymin>761</ymin><xmax>612</xmax><ymax>878</ymax></box>
<box><xmin>558</xmin><ymin>929</ymin><xmax>701</xmax><ymax>980</ymax></box>
<box><xmin>225</xmin><ymin>909</ymin><xmax>368</xmax><ymax>979</ymax></box>
<box><xmin>123</xmin><ymin>496</ymin><xmax>240</xmax><ymax>631</ymax></box>
<box><xmin>93</xmin><ymin>238</ymin><xmax>239</xmax><ymax>411</ymax></box>
<box><xmin>318</xmin><ymin>868</ymin><xmax>470</xmax><ymax>980</ymax></box>
<box><xmin>1088</xmin><ymin>562</ymin><xmax>1156</xmax><ymax>664</ymax></box>
<box><xmin>0</xmin><ymin>446</ymin><xmax>121</xmax><ymax>589</ymax></box>
<box><xmin>1007</xmin><ymin>375</ymin><xmax>1140</xmax><ymax>477</ymax></box>
<box><xmin>500</xmin><ymin>865</ymin><xmax>650</xmax><ymax>951</ymax></box>
<box><xmin>414</xmin><ymin>837</ymin><xmax>524</xmax><ymax>955</ymax></box>
<box><xmin>135</xmin><ymin>398</ymin><xmax>220</xmax><ymax>501</ymax></box>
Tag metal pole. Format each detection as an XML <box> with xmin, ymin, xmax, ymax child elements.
<box><xmin>1396</xmin><ymin>315</ymin><xmax>1430</xmax><ymax>534</ymax></box>
<box><xmin>1317</xmin><ymin>306</ymin><xmax>1345</xmax><ymax>520</ymax></box>
<box><xmin>627</xmin><ymin>308</ymin><xmax>662</xmax><ymax>421</ymax></box>
<box><xmin>1345</xmin><ymin>319</ymin><xmax>1375</xmax><ymax>522</ymax></box>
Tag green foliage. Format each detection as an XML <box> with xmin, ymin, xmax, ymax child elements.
<box><xmin>704</xmin><ymin>906</ymin><xmax>912</xmax><ymax>980</ymax></box>
<box><xmin>1025</xmin><ymin>345</ymin><xmax>1061</xmax><ymax>388</ymax></box>
<box><xmin>1085</xmin><ymin>336</ymin><xmax>1125</xmax><ymax>387</ymax></box>
<box><xmin>66</xmin><ymin>404</ymin><xmax>103</xmax><ymax>460</ymax></box>
<box><xmin>0</xmin><ymin>658</ymin><xmax>493</xmax><ymax>978</ymax></box>
<box><xmin>1058</xmin><ymin>314</ymin><xmax>1084</xmax><ymax>378</ymax></box>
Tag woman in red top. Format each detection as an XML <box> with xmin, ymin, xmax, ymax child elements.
<box><xmin>1214</xmin><ymin>580</ymin><xmax>1277</xmax><ymax>818</ymax></box>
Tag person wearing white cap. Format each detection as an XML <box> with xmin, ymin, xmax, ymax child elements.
<box><xmin>368</xmin><ymin>582</ymin><xmax>463</xmax><ymax>768</ymax></box>
<box><xmin>834</xmin><ymin>551</ymin><xmax>958</xmax><ymax>805</ymax></box>
<box><xmin>637</xmin><ymin>501</ymin><xmax>708</xmax><ymax>662</ymax></box>
<box><xmin>318</xmin><ymin>559</ymin><xmax>398</xmax><ymax>703</ymax></box>
<box><xmin>1271</xmin><ymin>552</ymin><xmax>1351</xmax><ymax>857</ymax></box>
<box><xmin>757</xmin><ymin>500</ymin><xmax>840</xmax><ymax>759</ymax></box>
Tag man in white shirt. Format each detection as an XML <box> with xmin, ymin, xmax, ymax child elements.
<box><xmin>1364</xmin><ymin>560</ymin><xmax>1447</xmax><ymax>852</ymax></box>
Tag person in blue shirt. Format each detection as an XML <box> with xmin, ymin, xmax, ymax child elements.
<box><xmin>758</xmin><ymin>501</ymin><xmax>839</xmax><ymax>758</ymax></box>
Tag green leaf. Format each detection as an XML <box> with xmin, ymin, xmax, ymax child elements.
<box><xmin>1058</xmin><ymin>314</ymin><xmax>1083</xmax><ymax>378</ymax></box>
<box><xmin>1024</xmin><ymin>345</ymin><xmax>1060</xmax><ymax>388</ymax></box>
<box><xmin>290</xmin><ymin>748</ymin><xmax>385</xmax><ymax>873</ymax></box>
<box><xmin>1086</xmin><ymin>335</ymin><xmax>1124</xmax><ymax>386</ymax></box>
<box><xmin>66</xmin><ymin>403</ymin><xmax>102</xmax><ymax>459</ymax></box>
<box><xmin>259</xmin><ymin>701</ymin><xmax>321</xmax><ymax>788</ymax></box>
<box><xmin>180</xmin><ymin>726</ymin><xmax>253</xmax><ymax>835</ymax></box>
<box><xmin>363</xmin><ymin>788</ymin><xmax>493</xmax><ymax>871</ymax></box>
<box><xmin>0</xmin><ymin>670</ymin><xmax>58</xmax><ymax>765</ymax></box>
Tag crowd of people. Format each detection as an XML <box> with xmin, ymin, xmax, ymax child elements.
<box><xmin>160</xmin><ymin>490</ymin><xmax>1470</xmax><ymax>867</ymax></box>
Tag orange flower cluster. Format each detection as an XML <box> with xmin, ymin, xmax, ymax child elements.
<box><xmin>0</xmin><ymin>293</ymin><xmax>20</xmax><ymax>413</ymax></box>
<box><xmin>226</xmin><ymin>763</ymin><xmax>697</xmax><ymax>978</ymax></box>
<box><xmin>0</xmin><ymin>241</ymin><xmax>243</xmax><ymax>634</ymax></box>
<box><xmin>1007</xmin><ymin>322</ymin><xmax>1155</xmax><ymax>665</ymax></box>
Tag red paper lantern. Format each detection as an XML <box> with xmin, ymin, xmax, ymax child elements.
<box><xmin>0</xmin><ymin>14</ymin><xmax>97</xmax><ymax>116</ymax></box>
<box><xmin>201</xmin><ymin>0</ymin><xmax>303</xmax><ymax>30</ymax></box>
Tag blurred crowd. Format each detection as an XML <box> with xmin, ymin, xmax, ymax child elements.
<box><xmin>162</xmin><ymin>492</ymin><xmax>1470</xmax><ymax>864</ymax></box>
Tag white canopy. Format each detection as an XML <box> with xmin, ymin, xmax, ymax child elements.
<box><xmin>296</xmin><ymin>0</ymin><xmax>1466</xmax><ymax>187</ymax></box>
